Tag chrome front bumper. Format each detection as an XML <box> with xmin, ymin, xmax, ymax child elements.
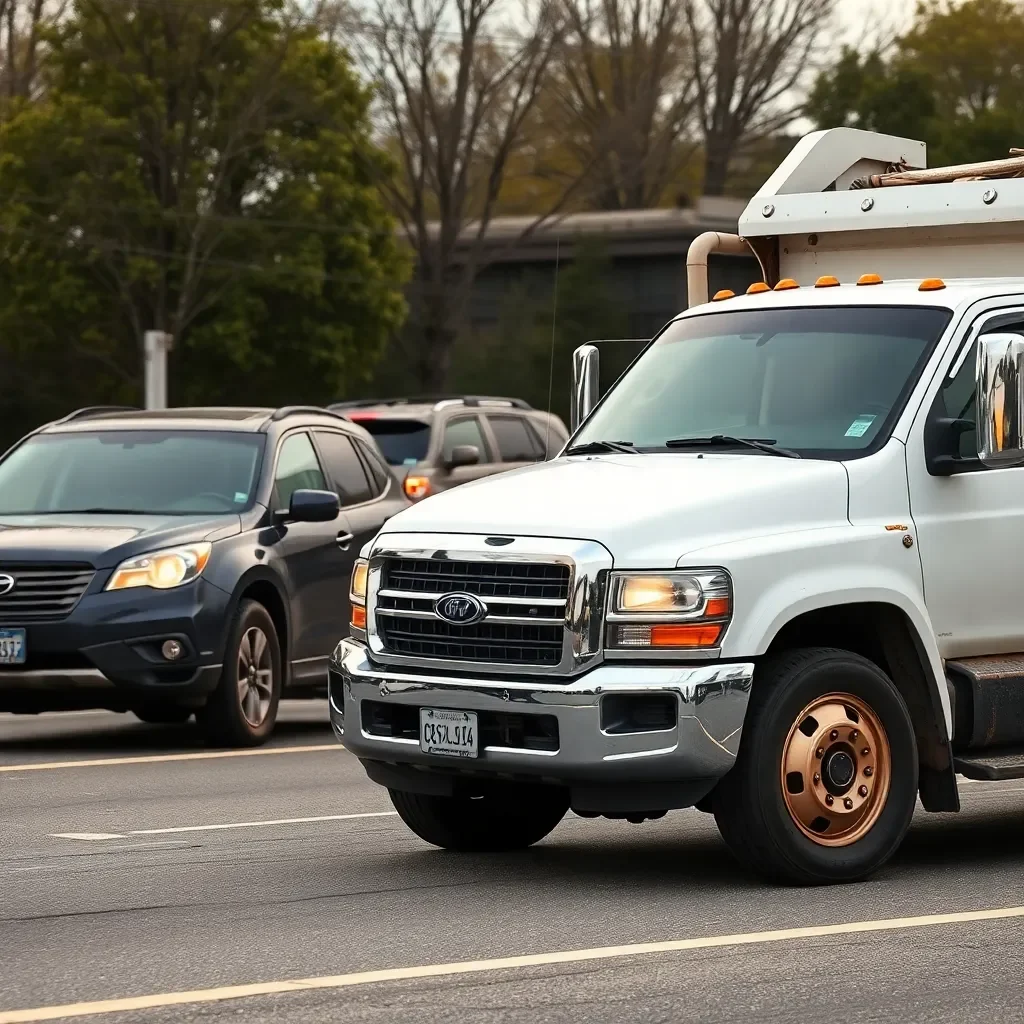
<box><xmin>329</xmin><ymin>640</ymin><xmax>754</xmax><ymax>804</ymax></box>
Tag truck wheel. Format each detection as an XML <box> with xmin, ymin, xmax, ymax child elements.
<box><xmin>197</xmin><ymin>600</ymin><xmax>282</xmax><ymax>748</ymax></box>
<box><xmin>389</xmin><ymin>785</ymin><xmax>570</xmax><ymax>851</ymax></box>
<box><xmin>713</xmin><ymin>648</ymin><xmax>918</xmax><ymax>885</ymax></box>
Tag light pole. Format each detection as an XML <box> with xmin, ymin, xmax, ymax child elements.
<box><xmin>143</xmin><ymin>330</ymin><xmax>174</xmax><ymax>410</ymax></box>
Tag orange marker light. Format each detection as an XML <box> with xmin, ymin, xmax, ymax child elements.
<box><xmin>857</xmin><ymin>273</ymin><xmax>883</xmax><ymax>285</ymax></box>
<box><xmin>919</xmin><ymin>278</ymin><xmax>946</xmax><ymax>291</ymax></box>
<box><xmin>650</xmin><ymin>623</ymin><xmax>722</xmax><ymax>648</ymax></box>
<box><xmin>403</xmin><ymin>475</ymin><xmax>431</xmax><ymax>500</ymax></box>
<box><xmin>815</xmin><ymin>275</ymin><xmax>840</xmax><ymax>288</ymax></box>
<box><xmin>351</xmin><ymin>605</ymin><xmax>367</xmax><ymax>629</ymax></box>
<box><xmin>704</xmin><ymin>597</ymin><xmax>731</xmax><ymax>618</ymax></box>
<box><xmin>712</xmin><ymin>289</ymin><xmax>735</xmax><ymax>301</ymax></box>
<box><xmin>746</xmin><ymin>282</ymin><xmax>770</xmax><ymax>294</ymax></box>
<box><xmin>774</xmin><ymin>278</ymin><xmax>799</xmax><ymax>291</ymax></box>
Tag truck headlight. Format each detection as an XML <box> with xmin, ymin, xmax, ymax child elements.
<box><xmin>350</xmin><ymin>558</ymin><xmax>369</xmax><ymax>630</ymax></box>
<box><xmin>607</xmin><ymin>569</ymin><xmax>731</xmax><ymax>650</ymax></box>
<box><xmin>105</xmin><ymin>543</ymin><xmax>212</xmax><ymax>592</ymax></box>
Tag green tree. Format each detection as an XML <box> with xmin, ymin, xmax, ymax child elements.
<box><xmin>0</xmin><ymin>0</ymin><xmax>407</xmax><ymax>446</ymax></box>
<box><xmin>807</xmin><ymin>0</ymin><xmax>1024</xmax><ymax>167</ymax></box>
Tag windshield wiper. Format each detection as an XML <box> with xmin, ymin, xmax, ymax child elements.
<box><xmin>664</xmin><ymin>435</ymin><xmax>801</xmax><ymax>459</ymax></box>
<box><xmin>48</xmin><ymin>507</ymin><xmax>159</xmax><ymax>514</ymax></box>
<box><xmin>565</xmin><ymin>439</ymin><xmax>639</xmax><ymax>455</ymax></box>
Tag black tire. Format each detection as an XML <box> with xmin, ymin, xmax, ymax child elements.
<box><xmin>713</xmin><ymin>647</ymin><xmax>918</xmax><ymax>885</ymax></box>
<box><xmin>197</xmin><ymin>600</ymin><xmax>282</xmax><ymax>747</ymax></box>
<box><xmin>132</xmin><ymin>706</ymin><xmax>193</xmax><ymax>725</ymax></box>
<box><xmin>389</xmin><ymin>784</ymin><xmax>570</xmax><ymax>851</ymax></box>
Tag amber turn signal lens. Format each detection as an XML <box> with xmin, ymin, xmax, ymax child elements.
<box><xmin>650</xmin><ymin>623</ymin><xmax>722</xmax><ymax>647</ymax></box>
<box><xmin>814</xmin><ymin>275</ymin><xmax>839</xmax><ymax>288</ymax></box>
<box><xmin>774</xmin><ymin>278</ymin><xmax>799</xmax><ymax>290</ymax></box>
<box><xmin>704</xmin><ymin>597</ymin><xmax>731</xmax><ymax>618</ymax></box>
<box><xmin>919</xmin><ymin>278</ymin><xmax>946</xmax><ymax>291</ymax></box>
<box><xmin>857</xmin><ymin>273</ymin><xmax>883</xmax><ymax>285</ymax></box>
<box><xmin>403</xmin><ymin>475</ymin><xmax>431</xmax><ymax>500</ymax></box>
<box><xmin>746</xmin><ymin>282</ymin><xmax>770</xmax><ymax>294</ymax></box>
<box><xmin>351</xmin><ymin>605</ymin><xmax>367</xmax><ymax>629</ymax></box>
<box><xmin>712</xmin><ymin>289</ymin><xmax>735</xmax><ymax>301</ymax></box>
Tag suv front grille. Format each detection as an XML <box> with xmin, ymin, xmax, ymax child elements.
<box><xmin>375</xmin><ymin>557</ymin><xmax>569</xmax><ymax>667</ymax></box>
<box><xmin>0</xmin><ymin>565</ymin><xmax>95</xmax><ymax>623</ymax></box>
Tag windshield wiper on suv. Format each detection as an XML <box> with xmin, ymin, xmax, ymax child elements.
<box><xmin>564</xmin><ymin>439</ymin><xmax>639</xmax><ymax>455</ymax></box>
<box><xmin>664</xmin><ymin>435</ymin><xmax>801</xmax><ymax>459</ymax></box>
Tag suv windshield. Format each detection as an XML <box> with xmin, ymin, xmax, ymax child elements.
<box><xmin>351</xmin><ymin>418</ymin><xmax>431</xmax><ymax>466</ymax></box>
<box><xmin>573</xmin><ymin>305</ymin><xmax>953</xmax><ymax>458</ymax></box>
<box><xmin>0</xmin><ymin>430</ymin><xmax>266</xmax><ymax>515</ymax></box>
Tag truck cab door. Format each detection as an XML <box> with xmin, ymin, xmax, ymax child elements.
<box><xmin>907</xmin><ymin>305</ymin><xmax>1024</xmax><ymax>658</ymax></box>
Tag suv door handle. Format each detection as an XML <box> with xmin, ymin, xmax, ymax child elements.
<box><xmin>336</xmin><ymin>531</ymin><xmax>354</xmax><ymax>550</ymax></box>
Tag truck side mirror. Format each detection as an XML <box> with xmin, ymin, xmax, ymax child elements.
<box><xmin>571</xmin><ymin>344</ymin><xmax>600</xmax><ymax>432</ymax></box>
<box><xmin>977</xmin><ymin>332</ymin><xmax>1024</xmax><ymax>468</ymax></box>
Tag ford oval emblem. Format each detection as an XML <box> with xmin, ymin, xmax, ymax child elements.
<box><xmin>0</xmin><ymin>574</ymin><xmax>14</xmax><ymax>597</ymax></box>
<box><xmin>434</xmin><ymin>592</ymin><xmax>486</xmax><ymax>626</ymax></box>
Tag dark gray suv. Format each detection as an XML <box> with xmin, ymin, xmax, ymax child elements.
<box><xmin>328</xmin><ymin>396</ymin><xmax>568</xmax><ymax>503</ymax></box>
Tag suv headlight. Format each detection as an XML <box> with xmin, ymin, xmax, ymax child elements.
<box><xmin>350</xmin><ymin>558</ymin><xmax>369</xmax><ymax>630</ymax></box>
<box><xmin>606</xmin><ymin>569</ymin><xmax>731</xmax><ymax>651</ymax></box>
<box><xmin>105</xmin><ymin>543</ymin><xmax>212</xmax><ymax>592</ymax></box>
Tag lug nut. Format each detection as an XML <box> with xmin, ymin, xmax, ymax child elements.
<box><xmin>844</xmin><ymin>798</ymin><xmax>854</xmax><ymax>809</ymax></box>
<box><xmin>850</xmin><ymin>730</ymin><xmax>859</xmax><ymax>741</ymax></box>
<box><xmin>813</xmin><ymin>774</ymin><xmax>820</xmax><ymax>785</ymax></box>
<box><xmin>861</xmin><ymin>747</ymin><xmax>870</xmax><ymax>756</ymax></box>
<box><xmin>864</xmin><ymin>766</ymin><xmax>873</xmax><ymax>777</ymax></box>
<box><xmin>859</xmin><ymin>785</ymin><xmax>868</xmax><ymax>797</ymax></box>
<box><xmin>816</xmin><ymin>747</ymin><xmax>824</xmax><ymax>758</ymax></box>
<box><xmin>825</xmin><ymin>795</ymin><xmax>834</xmax><ymax>806</ymax></box>
<box><xmin>830</xmin><ymin>729</ymin><xmax>839</xmax><ymax>740</ymax></box>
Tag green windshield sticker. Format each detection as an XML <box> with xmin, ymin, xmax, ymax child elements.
<box><xmin>845</xmin><ymin>415</ymin><xmax>877</xmax><ymax>438</ymax></box>
<box><xmin>233</xmin><ymin>492</ymin><xmax>247</xmax><ymax>503</ymax></box>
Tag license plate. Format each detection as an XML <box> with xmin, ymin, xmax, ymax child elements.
<box><xmin>0</xmin><ymin>628</ymin><xmax>26</xmax><ymax>665</ymax></box>
<box><xmin>419</xmin><ymin>707</ymin><xmax>478</xmax><ymax>758</ymax></box>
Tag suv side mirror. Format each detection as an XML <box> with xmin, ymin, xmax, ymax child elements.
<box><xmin>571</xmin><ymin>344</ymin><xmax>600</xmax><ymax>432</ymax></box>
<box><xmin>977</xmin><ymin>332</ymin><xmax>1024</xmax><ymax>468</ymax></box>
<box><xmin>281</xmin><ymin>488</ymin><xmax>340</xmax><ymax>523</ymax></box>
<box><xmin>444</xmin><ymin>444</ymin><xmax>480</xmax><ymax>470</ymax></box>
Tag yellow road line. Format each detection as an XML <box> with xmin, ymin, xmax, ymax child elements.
<box><xmin>1</xmin><ymin>905</ymin><xmax>1022</xmax><ymax>1022</ymax></box>
<box><xmin>0</xmin><ymin>744</ymin><xmax>340</xmax><ymax>773</ymax></box>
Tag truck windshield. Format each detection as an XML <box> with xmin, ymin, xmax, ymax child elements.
<box><xmin>0</xmin><ymin>430</ymin><xmax>265</xmax><ymax>515</ymax></box>
<box><xmin>573</xmin><ymin>305</ymin><xmax>953</xmax><ymax>458</ymax></box>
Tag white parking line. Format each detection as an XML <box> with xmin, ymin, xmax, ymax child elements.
<box><xmin>1</xmin><ymin>905</ymin><xmax>1022</xmax><ymax>1023</ymax></box>
<box><xmin>0</xmin><ymin>744</ymin><xmax>339</xmax><ymax>773</ymax></box>
<box><xmin>51</xmin><ymin>810</ymin><xmax>398</xmax><ymax>841</ymax></box>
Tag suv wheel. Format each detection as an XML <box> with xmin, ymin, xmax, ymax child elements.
<box><xmin>389</xmin><ymin>785</ymin><xmax>569</xmax><ymax>851</ymax></box>
<box><xmin>712</xmin><ymin>648</ymin><xmax>918</xmax><ymax>885</ymax></box>
<box><xmin>198</xmin><ymin>600</ymin><xmax>282</xmax><ymax>747</ymax></box>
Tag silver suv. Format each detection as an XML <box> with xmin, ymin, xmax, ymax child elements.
<box><xmin>328</xmin><ymin>396</ymin><xmax>568</xmax><ymax>502</ymax></box>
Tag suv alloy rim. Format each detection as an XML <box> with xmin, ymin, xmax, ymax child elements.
<box><xmin>237</xmin><ymin>626</ymin><xmax>273</xmax><ymax>727</ymax></box>
<box><xmin>780</xmin><ymin>692</ymin><xmax>892</xmax><ymax>847</ymax></box>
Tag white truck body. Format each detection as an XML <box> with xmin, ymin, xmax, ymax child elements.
<box><xmin>330</xmin><ymin>128</ymin><xmax>1024</xmax><ymax>883</ymax></box>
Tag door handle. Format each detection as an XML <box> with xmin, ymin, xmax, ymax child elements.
<box><xmin>336</xmin><ymin>531</ymin><xmax>355</xmax><ymax>550</ymax></box>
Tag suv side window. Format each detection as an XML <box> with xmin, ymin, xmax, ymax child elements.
<box><xmin>353</xmin><ymin>438</ymin><xmax>391</xmax><ymax>496</ymax></box>
<box><xmin>940</xmin><ymin>318</ymin><xmax>1024</xmax><ymax>459</ymax></box>
<box><xmin>274</xmin><ymin>432</ymin><xmax>326</xmax><ymax>507</ymax></box>
<box><xmin>314</xmin><ymin>431</ymin><xmax>372</xmax><ymax>506</ymax></box>
<box><xmin>488</xmin><ymin>415</ymin><xmax>543</xmax><ymax>462</ymax></box>
<box><xmin>442</xmin><ymin>417</ymin><xmax>487</xmax><ymax>462</ymax></box>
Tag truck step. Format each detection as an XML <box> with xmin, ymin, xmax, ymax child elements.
<box><xmin>954</xmin><ymin>749</ymin><xmax>1024</xmax><ymax>781</ymax></box>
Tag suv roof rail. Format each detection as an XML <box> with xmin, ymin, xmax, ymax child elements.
<box><xmin>53</xmin><ymin>405</ymin><xmax>139</xmax><ymax>424</ymax></box>
<box><xmin>331</xmin><ymin>395</ymin><xmax>532</xmax><ymax>412</ymax></box>
<box><xmin>267</xmin><ymin>405</ymin><xmax>351</xmax><ymax>425</ymax></box>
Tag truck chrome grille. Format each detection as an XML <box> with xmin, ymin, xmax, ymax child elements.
<box><xmin>375</xmin><ymin>557</ymin><xmax>569</xmax><ymax>667</ymax></box>
<box><xmin>0</xmin><ymin>564</ymin><xmax>95</xmax><ymax>622</ymax></box>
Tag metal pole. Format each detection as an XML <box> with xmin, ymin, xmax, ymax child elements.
<box><xmin>144</xmin><ymin>331</ymin><xmax>173</xmax><ymax>410</ymax></box>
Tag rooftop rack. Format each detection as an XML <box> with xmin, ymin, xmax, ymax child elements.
<box><xmin>329</xmin><ymin>395</ymin><xmax>532</xmax><ymax>412</ymax></box>
<box><xmin>53</xmin><ymin>406</ymin><xmax>139</xmax><ymax>424</ymax></box>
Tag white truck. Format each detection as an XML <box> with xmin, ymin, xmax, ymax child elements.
<box><xmin>330</xmin><ymin>127</ymin><xmax>1024</xmax><ymax>885</ymax></box>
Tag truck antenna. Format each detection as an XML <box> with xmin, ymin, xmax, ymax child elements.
<box><xmin>545</xmin><ymin>237</ymin><xmax>561</xmax><ymax>455</ymax></box>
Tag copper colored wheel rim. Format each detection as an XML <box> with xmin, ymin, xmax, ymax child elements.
<box><xmin>780</xmin><ymin>692</ymin><xmax>891</xmax><ymax>847</ymax></box>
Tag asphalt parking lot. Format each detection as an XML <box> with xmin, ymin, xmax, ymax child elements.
<box><xmin>3</xmin><ymin>703</ymin><xmax>1024</xmax><ymax>1024</ymax></box>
